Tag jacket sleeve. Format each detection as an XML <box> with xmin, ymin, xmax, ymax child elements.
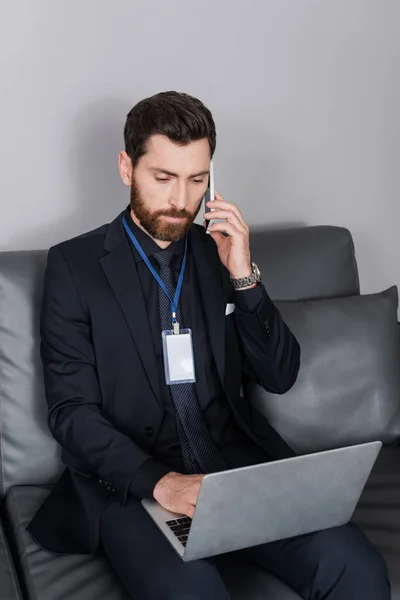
<box><xmin>40</xmin><ymin>246</ymin><xmax>170</xmax><ymax>504</ymax></box>
<box><xmin>234</xmin><ymin>283</ymin><xmax>301</xmax><ymax>394</ymax></box>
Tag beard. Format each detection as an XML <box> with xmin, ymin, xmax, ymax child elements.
<box><xmin>130</xmin><ymin>176</ymin><xmax>202</xmax><ymax>242</ymax></box>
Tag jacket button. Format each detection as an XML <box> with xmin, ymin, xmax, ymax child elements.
<box><xmin>144</xmin><ymin>426</ymin><xmax>154</xmax><ymax>437</ymax></box>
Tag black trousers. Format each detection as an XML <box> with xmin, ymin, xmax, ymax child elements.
<box><xmin>100</xmin><ymin>440</ymin><xmax>390</xmax><ymax>600</ymax></box>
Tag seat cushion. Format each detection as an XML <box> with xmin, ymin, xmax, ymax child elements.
<box><xmin>353</xmin><ymin>445</ymin><xmax>400</xmax><ymax>598</ymax></box>
<box><xmin>0</xmin><ymin>516</ymin><xmax>22</xmax><ymax>600</ymax></box>
<box><xmin>4</xmin><ymin>486</ymin><xmax>300</xmax><ymax>600</ymax></box>
<box><xmin>4</xmin><ymin>487</ymin><xmax>129</xmax><ymax>600</ymax></box>
<box><xmin>247</xmin><ymin>286</ymin><xmax>400</xmax><ymax>452</ymax></box>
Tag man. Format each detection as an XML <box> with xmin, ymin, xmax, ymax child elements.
<box><xmin>28</xmin><ymin>91</ymin><xmax>390</xmax><ymax>599</ymax></box>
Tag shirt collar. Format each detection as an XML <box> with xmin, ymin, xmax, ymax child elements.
<box><xmin>123</xmin><ymin>205</ymin><xmax>186</xmax><ymax>263</ymax></box>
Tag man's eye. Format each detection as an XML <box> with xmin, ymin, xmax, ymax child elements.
<box><xmin>155</xmin><ymin>178</ymin><xmax>169</xmax><ymax>183</ymax></box>
<box><xmin>193</xmin><ymin>179</ymin><xmax>205</xmax><ymax>184</ymax></box>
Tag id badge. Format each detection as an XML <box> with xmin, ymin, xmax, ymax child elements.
<box><xmin>161</xmin><ymin>328</ymin><xmax>196</xmax><ymax>385</ymax></box>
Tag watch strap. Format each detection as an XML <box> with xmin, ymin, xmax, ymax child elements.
<box><xmin>230</xmin><ymin>262</ymin><xmax>261</xmax><ymax>289</ymax></box>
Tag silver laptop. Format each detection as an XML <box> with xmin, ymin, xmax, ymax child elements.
<box><xmin>141</xmin><ymin>441</ymin><xmax>381</xmax><ymax>561</ymax></box>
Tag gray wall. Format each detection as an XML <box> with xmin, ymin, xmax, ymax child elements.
<box><xmin>0</xmin><ymin>0</ymin><xmax>399</xmax><ymax>302</ymax></box>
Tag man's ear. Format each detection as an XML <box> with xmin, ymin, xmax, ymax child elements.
<box><xmin>118</xmin><ymin>151</ymin><xmax>133</xmax><ymax>186</ymax></box>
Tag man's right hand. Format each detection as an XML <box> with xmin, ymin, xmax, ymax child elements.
<box><xmin>153</xmin><ymin>472</ymin><xmax>205</xmax><ymax>519</ymax></box>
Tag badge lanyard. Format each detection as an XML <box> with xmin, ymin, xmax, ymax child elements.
<box><xmin>122</xmin><ymin>215</ymin><xmax>188</xmax><ymax>335</ymax></box>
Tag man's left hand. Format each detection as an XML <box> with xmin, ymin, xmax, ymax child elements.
<box><xmin>204</xmin><ymin>192</ymin><xmax>252</xmax><ymax>279</ymax></box>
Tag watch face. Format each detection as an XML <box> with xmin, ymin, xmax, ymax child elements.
<box><xmin>251</xmin><ymin>262</ymin><xmax>261</xmax><ymax>278</ymax></box>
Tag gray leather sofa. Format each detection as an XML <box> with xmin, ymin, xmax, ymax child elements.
<box><xmin>0</xmin><ymin>224</ymin><xmax>399</xmax><ymax>599</ymax></box>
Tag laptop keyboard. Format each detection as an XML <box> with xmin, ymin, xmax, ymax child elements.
<box><xmin>166</xmin><ymin>517</ymin><xmax>192</xmax><ymax>547</ymax></box>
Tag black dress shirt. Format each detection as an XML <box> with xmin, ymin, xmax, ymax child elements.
<box><xmin>123</xmin><ymin>207</ymin><xmax>269</xmax><ymax>496</ymax></box>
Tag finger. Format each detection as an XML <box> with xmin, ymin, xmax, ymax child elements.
<box><xmin>208</xmin><ymin>219</ymin><xmax>243</xmax><ymax>239</ymax></box>
<box><xmin>185</xmin><ymin>504</ymin><xmax>195</xmax><ymax>519</ymax></box>
<box><xmin>209</xmin><ymin>194</ymin><xmax>247</xmax><ymax>227</ymax></box>
<box><xmin>208</xmin><ymin>229</ymin><xmax>225</xmax><ymax>245</ymax></box>
<box><xmin>214</xmin><ymin>191</ymin><xmax>225</xmax><ymax>201</ymax></box>
<box><xmin>208</xmin><ymin>205</ymin><xmax>248</xmax><ymax>232</ymax></box>
<box><xmin>204</xmin><ymin>210</ymin><xmax>246</xmax><ymax>234</ymax></box>
<box><xmin>206</xmin><ymin>199</ymin><xmax>242</xmax><ymax>218</ymax></box>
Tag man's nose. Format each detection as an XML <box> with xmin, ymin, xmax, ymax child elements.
<box><xmin>171</xmin><ymin>181</ymin><xmax>188</xmax><ymax>210</ymax></box>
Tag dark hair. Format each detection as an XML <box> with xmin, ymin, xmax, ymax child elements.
<box><xmin>124</xmin><ymin>91</ymin><xmax>216</xmax><ymax>168</ymax></box>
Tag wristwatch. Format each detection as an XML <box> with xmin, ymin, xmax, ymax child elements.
<box><xmin>230</xmin><ymin>262</ymin><xmax>262</xmax><ymax>289</ymax></box>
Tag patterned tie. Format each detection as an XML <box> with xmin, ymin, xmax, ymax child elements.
<box><xmin>152</xmin><ymin>248</ymin><xmax>227</xmax><ymax>475</ymax></box>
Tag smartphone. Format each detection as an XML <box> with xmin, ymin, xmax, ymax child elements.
<box><xmin>203</xmin><ymin>160</ymin><xmax>226</xmax><ymax>234</ymax></box>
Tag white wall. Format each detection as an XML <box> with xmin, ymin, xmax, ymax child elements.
<box><xmin>1</xmin><ymin>0</ymin><xmax>399</xmax><ymax>301</ymax></box>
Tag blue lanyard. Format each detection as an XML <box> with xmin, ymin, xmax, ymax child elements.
<box><xmin>122</xmin><ymin>215</ymin><xmax>188</xmax><ymax>326</ymax></box>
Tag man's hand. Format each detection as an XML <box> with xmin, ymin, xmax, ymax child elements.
<box><xmin>203</xmin><ymin>191</ymin><xmax>252</xmax><ymax>279</ymax></box>
<box><xmin>153</xmin><ymin>472</ymin><xmax>205</xmax><ymax>519</ymax></box>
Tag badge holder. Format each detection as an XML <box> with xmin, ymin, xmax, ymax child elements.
<box><xmin>162</xmin><ymin>328</ymin><xmax>196</xmax><ymax>385</ymax></box>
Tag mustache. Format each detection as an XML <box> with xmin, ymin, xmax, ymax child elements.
<box><xmin>155</xmin><ymin>209</ymin><xmax>192</xmax><ymax>219</ymax></box>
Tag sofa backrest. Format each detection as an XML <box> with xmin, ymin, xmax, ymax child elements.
<box><xmin>0</xmin><ymin>250</ymin><xmax>61</xmax><ymax>498</ymax></box>
<box><xmin>0</xmin><ymin>225</ymin><xmax>360</xmax><ymax>498</ymax></box>
<box><xmin>249</xmin><ymin>225</ymin><xmax>360</xmax><ymax>300</ymax></box>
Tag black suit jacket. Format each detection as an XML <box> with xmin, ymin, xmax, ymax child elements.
<box><xmin>27</xmin><ymin>210</ymin><xmax>300</xmax><ymax>554</ymax></box>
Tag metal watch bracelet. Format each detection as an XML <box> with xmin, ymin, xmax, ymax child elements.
<box><xmin>230</xmin><ymin>262</ymin><xmax>261</xmax><ymax>289</ymax></box>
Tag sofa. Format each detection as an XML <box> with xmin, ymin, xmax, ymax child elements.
<box><xmin>0</xmin><ymin>224</ymin><xmax>399</xmax><ymax>599</ymax></box>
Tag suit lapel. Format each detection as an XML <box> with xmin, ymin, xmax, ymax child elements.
<box><xmin>99</xmin><ymin>213</ymin><xmax>162</xmax><ymax>406</ymax></box>
<box><xmin>190</xmin><ymin>225</ymin><xmax>226</xmax><ymax>386</ymax></box>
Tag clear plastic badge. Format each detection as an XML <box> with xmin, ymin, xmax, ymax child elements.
<box><xmin>161</xmin><ymin>328</ymin><xmax>196</xmax><ymax>385</ymax></box>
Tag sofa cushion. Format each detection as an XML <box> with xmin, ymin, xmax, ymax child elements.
<box><xmin>5</xmin><ymin>487</ymin><xmax>129</xmax><ymax>600</ymax></box>
<box><xmin>247</xmin><ymin>286</ymin><xmax>400</xmax><ymax>452</ymax></box>
<box><xmin>4</xmin><ymin>486</ymin><xmax>300</xmax><ymax>600</ymax></box>
<box><xmin>0</xmin><ymin>251</ymin><xmax>63</xmax><ymax>499</ymax></box>
<box><xmin>0</xmin><ymin>517</ymin><xmax>22</xmax><ymax>600</ymax></box>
